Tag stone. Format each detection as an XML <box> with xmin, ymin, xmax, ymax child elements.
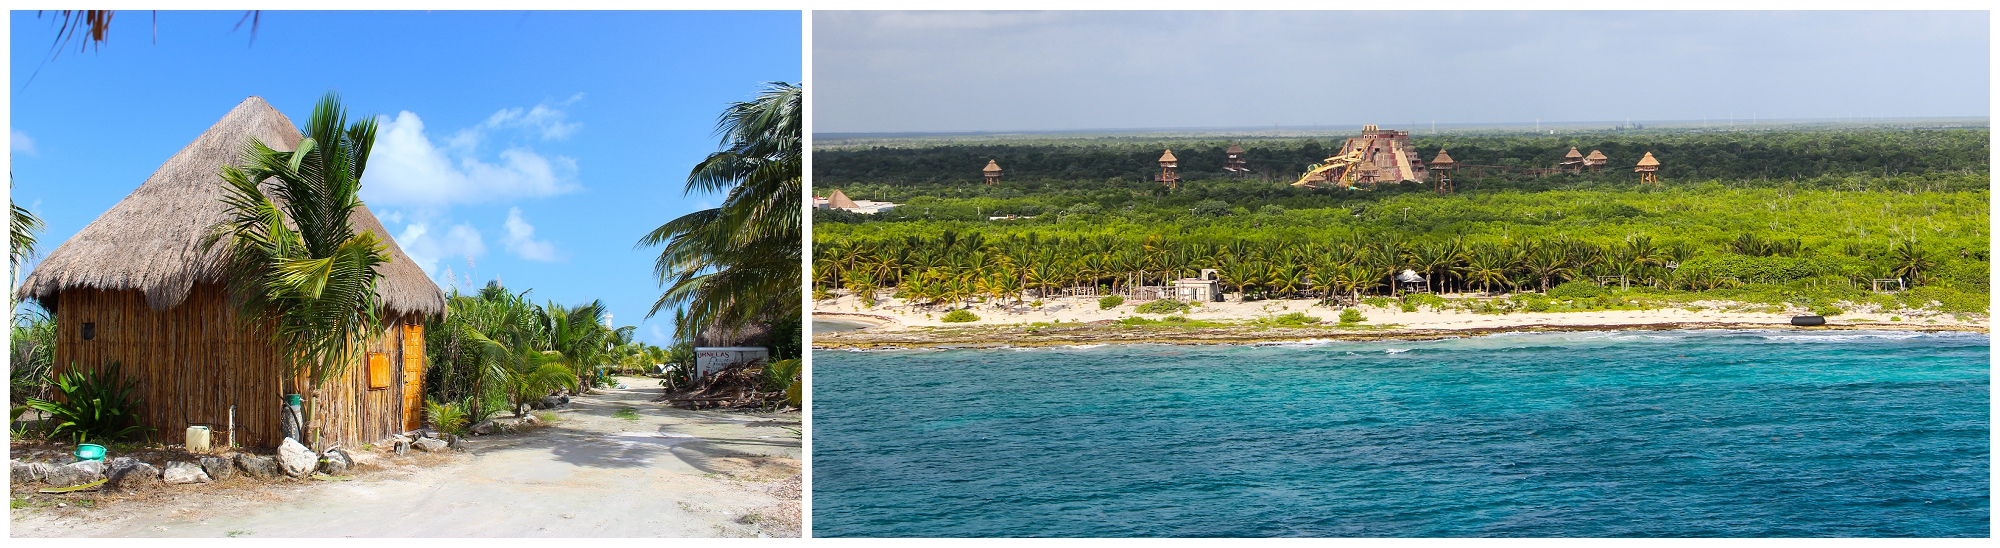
<box><xmin>519</xmin><ymin>414</ymin><xmax>541</xmax><ymax>426</ymax></box>
<box><xmin>108</xmin><ymin>461</ymin><xmax>161</xmax><ymax>490</ymax></box>
<box><xmin>318</xmin><ymin>448</ymin><xmax>353</xmax><ymax>475</ymax></box>
<box><xmin>469</xmin><ymin>420</ymin><xmax>497</xmax><ymax>435</ymax></box>
<box><xmin>412</xmin><ymin>437</ymin><xmax>448</xmax><ymax>453</ymax></box>
<box><xmin>41</xmin><ymin>461</ymin><xmax>106</xmax><ymax>487</ymax></box>
<box><xmin>234</xmin><ymin>454</ymin><xmax>279</xmax><ymax>479</ymax></box>
<box><xmin>444</xmin><ymin>434</ymin><xmax>465</xmax><ymax>451</ymax></box>
<box><xmin>394</xmin><ymin>440</ymin><xmax>410</xmax><ymax>455</ymax></box>
<box><xmin>162</xmin><ymin>461</ymin><xmax>211</xmax><ymax>484</ymax></box>
<box><xmin>11</xmin><ymin>460</ymin><xmax>52</xmax><ymax>484</ymax></box>
<box><xmin>69</xmin><ymin>459</ymin><xmax>106</xmax><ymax>476</ymax></box>
<box><xmin>200</xmin><ymin>456</ymin><xmax>234</xmax><ymax>481</ymax></box>
<box><xmin>277</xmin><ymin>437</ymin><xmax>317</xmax><ymax>477</ymax></box>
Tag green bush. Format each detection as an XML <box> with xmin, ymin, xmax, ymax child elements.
<box><xmin>1549</xmin><ymin>280</ymin><xmax>1605</xmax><ymax>299</ymax></box>
<box><xmin>1338</xmin><ymin>309</ymin><xmax>1366</xmax><ymax>324</ymax></box>
<box><xmin>426</xmin><ymin>399</ymin><xmax>469</xmax><ymax>436</ymax></box>
<box><xmin>942</xmin><ymin>309</ymin><xmax>980</xmax><ymax>323</ymax></box>
<box><xmin>1191</xmin><ymin>199</ymin><xmax>1232</xmax><ymax>217</ymax></box>
<box><xmin>23</xmin><ymin>361</ymin><xmax>153</xmax><ymax>443</ymax></box>
<box><xmin>1135</xmin><ymin>299</ymin><xmax>1192</xmax><ymax>314</ymax></box>
<box><xmin>1400</xmin><ymin>293</ymin><xmax>1446</xmax><ymax>311</ymax></box>
<box><xmin>1098</xmin><ymin>295</ymin><xmax>1125</xmax><ymax>309</ymax></box>
<box><xmin>1362</xmin><ymin>297</ymin><xmax>1394</xmax><ymax>308</ymax></box>
<box><xmin>1814</xmin><ymin>305</ymin><xmax>1844</xmax><ymax>317</ymax></box>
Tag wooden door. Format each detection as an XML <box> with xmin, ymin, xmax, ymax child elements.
<box><xmin>401</xmin><ymin>323</ymin><xmax>425</xmax><ymax>431</ymax></box>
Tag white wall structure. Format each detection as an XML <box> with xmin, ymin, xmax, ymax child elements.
<box><xmin>694</xmin><ymin>347</ymin><xmax>770</xmax><ymax>378</ymax></box>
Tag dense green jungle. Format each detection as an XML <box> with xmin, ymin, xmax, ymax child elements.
<box><xmin>812</xmin><ymin>126</ymin><xmax>1990</xmax><ymax>316</ymax></box>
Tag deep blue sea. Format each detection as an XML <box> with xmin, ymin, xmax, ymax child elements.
<box><xmin>811</xmin><ymin>330</ymin><xmax>1990</xmax><ymax>537</ymax></box>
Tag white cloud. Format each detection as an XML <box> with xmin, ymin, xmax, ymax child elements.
<box><xmin>363</xmin><ymin>111</ymin><xmax>579</xmax><ymax>207</ymax></box>
<box><xmin>501</xmin><ymin>207</ymin><xmax>560</xmax><ymax>262</ymax></box>
<box><xmin>648</xmin><ymin>324</ymin><xmax>668</xmax><ymax>345</ymax></box>
<box><xmin>395</xmin><ymin>220</ymin><xmax>487</xmax><ymax>275</ymax></box>
<box><xmin>377</xmin><ymin>210</ymin><xmax>404</xmax><ymax>224</ymax></box>
<box><xmin>11</xmin><ymin>129</ymin><xmax>37</xmax><ymax>156</ymax></box>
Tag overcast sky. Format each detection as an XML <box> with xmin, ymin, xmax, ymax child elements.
<box><xmin>814</xmin><ymin>11</ymin><xmax>1989</xmax><ymax>133</ymax></box>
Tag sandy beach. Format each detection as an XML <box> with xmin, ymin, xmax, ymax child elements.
<box><xmin>812</xmin><ymin>293</ymin><xmax>1987</xmax><ymax>349</ymax></box>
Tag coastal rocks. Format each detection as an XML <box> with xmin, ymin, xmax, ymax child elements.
<box><xmin>162</xmin><ymin>461</ymin><xmax>211</xmax><ymax>484</ymax></box>
<box><xmin>235</xmin><ymin>453</ymin><xmax>279</xmax><ymax>479</ymax></box>
<box><xmin>201</xmin><ymin>456</ymin><xmax>235</xmax><ymax>481</ymax></box>
<box><xmin>412</xmin><ymin>437</ymin><xmax>448</xmax><ymax>453</ymax></box>
<box><xmin>277</xmin><ymin>437</ymin><xmax>317</xmax><ymax>477</ymax></box>
<box><xmin>319</xmin><ymin>448</ymin><xmax>353</xmax><ymax>475</ymax></box>
<box><xmin>108</xmin><ymin>461</ymin><xmax>162</xmax><ymax>490</ymax></box>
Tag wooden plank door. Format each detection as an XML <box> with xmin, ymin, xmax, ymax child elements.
<box><xmin>401</xmin><ymin>324</ymin><xmax>425</xmax><ymax>431</ymax></box>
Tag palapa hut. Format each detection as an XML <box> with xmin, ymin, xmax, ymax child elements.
<box><xmin>15</xmin><ymin>97</ymin><xmax>447</xmax><ymax>449</ymax></box>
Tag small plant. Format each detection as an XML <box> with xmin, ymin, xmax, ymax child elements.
<box><xmin>1890</xmin><ymin>316</ymin><xmax>1902</xmax><ymax>322</ymax></box>
<box><xmin>23</xmin><ymin>361</ymin><xmax>153</xmax><ymax>443</ymax></box>
<box><xmin>941</xmin><ymin>309</ymin><xmax>980</xmax><ymax>323</ymax></box>
<box><xmin>1134</xmin><ymin>299</ymin><xmax>1191</xmax><ymax>314</ymax></box>
<box><xmin>1098</xmin><ymin>295</ymin><xmax>1125</xmax><ymax>310</ymax></box>
<box><xmin>424</xmin><ymin>399</ymin><xmax>468</xmax><ymax>436</ymax></box>
<box><xmin>1400</xmin><ymin>302</ymin><xmax>1418</xmax><ymax>312</ymax></box>
<box><xmin>1255</xmin><ymin>312</ymin><xmax>1321</xmax><ymax>327</ymax></box>
<box><xmin>613</xmin><ymin>407</ymin><xmax>641</xmax><ymax>420</ymax></box>
<box><xmin>1030</xmin><ymin>300</ymin><xmax>1044</xmax><ymax>308</ymax></box>
<box><xmin>812</xmin><ymin>288</ymin><xmax>831</xmax><ymax>301</ymax></box>
<box><xmin>1814</xmin><ymin>305</ymin><xmax>1843</xmax><ymax>317</ymax></box>
<box><xmin>535</xmin><ymin>411</ymin><xmax>561</xmax><ymax>423</ymax></box>
<box><xmin>1338</xmin><ymin>308</ymin><xmax>1366</xmax><ymax>324</ymax></box>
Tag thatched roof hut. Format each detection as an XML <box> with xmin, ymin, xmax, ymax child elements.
<box><xmin>15</xmin><ymin>97</ymin><xmax>445</xmax><ymax>449</ymax></box>
<box><xmin>16</xmin><ymin>96</ymin><xmax>445</xmax><ymax>318</ymax></box>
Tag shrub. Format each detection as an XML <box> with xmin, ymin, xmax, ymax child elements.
<box><xmin>1065</xmin><ymin>202</ymin><xmax>1103</xmax><ymax>216</ymax></box>
<box><xmin>1549</xmin><ymin>280</ymin><xmax>1605</xmax><ymax>299</ymax></box>
<box><xmin>1400</xmin><ymin>302</ymin><xmax>1418</xmax><ymax>312</ymax></box>
<box><xmin>425</xmin><ymin>399</ymin><xmax>469</xmax><ymax>436</ymax></box>
<box><xmin>1135</xmin><ymin>299</ymin><xmax>1191</xmax><ymax>314</ymax></box>
<box><xmin>1401</xmin><ymin>293</ymin><xmax>1446</xmax><ymax>311</ymax></box>
<box><xmin>1362</xmin><ymin>297</ymin><xmax>1394</xmax><ymax>308</ymax></box>
<box><xmin>1098</xmin><ymin>295</ymin><xmax>1125</xmax><ymax>309</ymax></box>
<box><xmin>1338</xmin><ymin>308</ymin><xmax>1366</xmax><ymax>324</ymax></box>
<box><xmin>1260</xmin><ymin>312</ymin><xmax>1321</xmax><ymax>327</ymax></box>
<box><xmin>942</xmin><ymin>309</ymin><xmax>980</xmax><ymax>323</ymax></box>
<box><xmin>23</xmin><ymin>361</ymin><xmax>153</xmax><ymax>443</ymax></box>
<box><xmin>1814</xmin><ymin>305</ymin><xmax>1843</xmax><ymax>317</ymax></box>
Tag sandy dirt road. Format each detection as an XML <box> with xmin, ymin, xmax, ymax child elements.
<box><xmin>11</xmin><ymin>377</ymin><xmax>801</xmax><ymax>537</ymax></box>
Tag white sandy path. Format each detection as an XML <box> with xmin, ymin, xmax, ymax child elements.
<box><xmin>815</xmin><ymin>293</ymin><xmax>1986</xmax><ymax>331</ymax></box>
<box><xmin>11</xmin><ymin>377</ymin><xmax>801</xmax><ymax>538</ymax></box>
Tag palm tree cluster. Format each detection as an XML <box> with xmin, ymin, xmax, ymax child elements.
<box><xmin>640</xmin><ymin>82</ymin><xmax>800</xmax><ymax>348</ymax></box>
<box><xmin>423</xmin><ymin>282</ymin><xmax>642</xmax><ymax>420</ymax></box>
<box><xmin>817</xmin><ymin>230</ymin><xmax>1946</xmax><ymax>308</ymax></box>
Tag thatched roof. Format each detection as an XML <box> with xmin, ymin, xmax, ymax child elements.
<box><xmin>1635</xmin><ymin>151</ymin><xmax>1661</xmax><ymax>167</ymax></box>
<box><xmin>1585</xmin><ymin>149</ymin><xmax>1608</xmax><ymax>161</ymax></box>
<box><xmin>827</xmin><ymin>189</ymin><xmax>859</xmax><ymax>209</ymax></box>
<box><xmin>1225</xmin><ymin>144</ymin><xmax>1243</xmax><ymax>154</ymax></box>
<box><xmin>1159</xmin><ymin>149</ymin><xmax>1178</xmax><ymax>163</ymax></box>
<box><xmin>1430</xmin><ymin>149</ymin><xmax>1455</xmax><ymax>166</ymax></box>
<box><xmin>696</xmin><ymin>322</ymin><xmax>771</xmax><ymax>348</ymax></box>
<box><xmin>1564</xmin><ymin>146</ymin><xmax>1583</xmax><ymax>159</ymax></box>
<box><xmin>982</xmin><ymin>159</ymin><xmax>1002</xmax><ymax>173</ymax></box>
<box><xmin>16</xmin><ymin>97</ymin><xmax>446</xmax><ymax>319</ymax></box>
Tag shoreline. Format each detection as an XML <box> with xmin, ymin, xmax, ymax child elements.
<box><xmin>813</xmin><ymin>322</ymin><xmax>1987</xmax><ymax>350</ymax></box>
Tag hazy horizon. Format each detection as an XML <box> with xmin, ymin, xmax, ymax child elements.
<box><xmin>815</xmin><ymin>11</ymin><xmax>1990</xmax><ymax>134</ymax></box>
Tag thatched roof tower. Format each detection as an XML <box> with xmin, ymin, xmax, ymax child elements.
<box><xmin>16</xmin><ymin>96</ymin><xmax>445</xmax><ymax>318</ymax></box>
<box><xmin>1429</xmin><ymin>149</ymin><xmax>1455</xmax><ymax>167</ymax></box>
<box><xmin>982</xmin><ymin>159</ymin><xmax>1002</xmax><ymax>185</ymax></box>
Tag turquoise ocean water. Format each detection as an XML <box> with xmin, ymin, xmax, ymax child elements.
<box><xmin>812</xmin><ymin>330</ymin><xmax>1989</xmax><ymax>537</ymax></box>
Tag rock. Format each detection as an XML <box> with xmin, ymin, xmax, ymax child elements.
<box><xmin>69</xmin><ymin>459</ymin><xmax>106</xmax><ymax>476</ymax></box>
<box><xmin>277</xmin><ymin>437</ymin><xmax>317</xmax><ymax>477</ymax></box>
<box><xmin>388</xmin><ymin>434</ymin><xmax>413</xmax><ymax>445</ymax></box>
<box><xmin>108</xmin><ymin>461</ymin><xmax>161</xmax><ymax>490</ymax></box>
<box><xmin>200</xmin><ymin>456</ymin><xmax>234</xmax><ymax>481</ymax></box>
<box><xmin>346</xmin><ymin>450</ymin><xmax>378</xmax><ymax>468</ymax></box>
<box><xmin>162</xmin><ymin>461</ymin><xmax>211</xmax><ymax>484</ymax></box>
<box><xmin>11</xmin><ymin>460</ymin><xmax>57</xmax><ymax>484</ymax></box>
<box><xmin>411</xmin><ymin>437</ymin><xmax>448</xmax><ymax>453</ymax></box>
<box><xmin>318</xmin><ymin>448</ymin><xmax>353</xmax><ymax>475</ymax></box>
<box><xmin>444</xmin><ymin>434</ymin><xmax>465</xmax><ymax>451</ymax></box>
<box><xmin>234</xmin><ymin>454</ymin><xmax>279</xmax><ymax>479</ymax></box>
<box><xmin>534</xmin><ymin>395</ymin><xmax>565</xmax><ymax>409</ymax></box>
<box><xmin>42</xmin><ymin>461</ymin><xmax>105</xmax><ymax>487</ymax></box>
<box><xmin>393</xmin><ymin>440</ymin><xmax>411</xmax><ymax>455</ymax></box>
<box><xmin>519</xmin><ymin>414</ymin><xmax>540</xmax><ymax>426</ymax></box>
<box><xmin>469</xmin><ymin>420</ymin><xmax>497</xmax><ymax>435</ymax></box>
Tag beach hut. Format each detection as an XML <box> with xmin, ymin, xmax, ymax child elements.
<box><xmin>15</xmin><ymin>97</ymin><xmax>447</xmax><ymax>449</ymax></box>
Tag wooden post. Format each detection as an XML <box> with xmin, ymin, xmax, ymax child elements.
<box><xmin>228</xmin><ymin>405</ymin><xmax>236</xmax><ymax>449</ymax></box>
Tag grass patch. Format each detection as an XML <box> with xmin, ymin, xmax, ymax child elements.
<box><xmin>1134</xmin><ymin>299</ymin><xmax>1192</xmax><ymax>314</ymax></box>
<box><xmin>535</xmin><ymin>411</ymin><xmax>562</xmax><ymax>423</ymax></box>
<box><xmin>612</xmin><ymin>408</ymin><xmax>641</xmax><ymax>420</ymax></box>
<box><xmin>1250</xmin><ymin>312</ymin><xmax>1322</xmax><ymax>327</ymax></box>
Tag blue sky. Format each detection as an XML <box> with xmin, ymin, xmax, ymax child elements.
<box><xmin>9</xmin><ymin>10</ymin><xmax>802</xmax><ymax>346</ymax></box>
<box><xmin>814</xmin><ymin>11</ymin><xmax>1989</xmax><ymax>133</ymax></box>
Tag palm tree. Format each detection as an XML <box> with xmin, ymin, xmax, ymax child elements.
<box><xmin>639</xmin><ymin>82</ymin><xmax>800</xmax><ymax>346</ymax></box>
<box><xmin>207</xmin><ymin>92</ymin><xmax>390</xmax><ymax>446</ymax></box>
<box><xmin>1889</xmin><ymin>238</ymin><xmax>1936</xmax><ymax>285</ymax></box>
<box><xmin>11</xmin><ymin>176</ymin><xmax>46</xmax><ymax>288</ymax></box>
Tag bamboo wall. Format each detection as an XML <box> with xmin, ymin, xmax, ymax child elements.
<box><xmin>54</xmin><ymin>285</ymin><xmax>427</xmax><ymax>449</ymax></box>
